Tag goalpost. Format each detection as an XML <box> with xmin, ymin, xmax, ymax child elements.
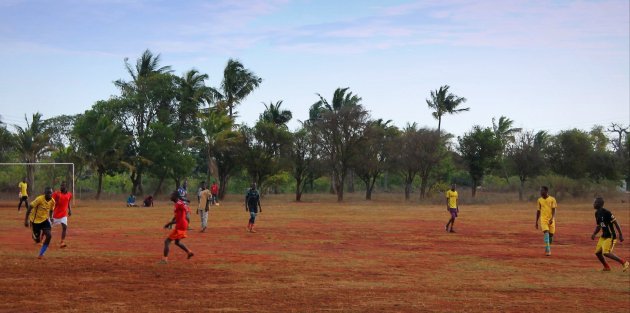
<box><xmin>0</xmin><ymin>162</ymin><xmax>75</xmax><ymax>205</ymax></box>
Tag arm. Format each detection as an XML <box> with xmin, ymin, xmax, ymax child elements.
<box><xmin>258</xmin><ymin>197</ymin><xmax>262</xmax><ymax>213</ymax></box>
<box><xmin>613</xmin><ymin>221</ymin><xmax>624</xmax><ymax>242</ymax></box>
<box><xmin>445</xmin><ymin>194</ymin><xmax>449</xmax><ymax>211</ymax></box>
<box><xmin>535</xmin><ymin>210</ymin><xmax>540</xmax><ymax>229</ymax></box>
<box><xmin>591</xmin><ymin>225</ymin><xmax>601</xmax><ymax>240</ymax></box>
<box><xmin>68</xmin><ymin>201</ymin><xmax>72</xmax><ymax>216</ymax></box>
<box><xmin>164</xmin><ymin>217</ymin><xmax>176</xmax><ymax>229</ymax></box>
<box><xmin>245</xmin><ymin>195</ymin><xmax>249</xmax><ymax>212</ymax></box>
<box><xmin>549</xmin><ymin>207</ymin><xmax>556</xmax><ymax>225</ymax></box>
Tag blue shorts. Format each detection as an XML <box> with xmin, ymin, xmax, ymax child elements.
<box><xmin>448</xmin><ymin>208</ymin><xmax>458</xmax><ymax>218</ymax></box>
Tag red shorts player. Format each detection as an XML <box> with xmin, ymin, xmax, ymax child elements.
<box><xmin>161</xmin><ymin>190</ymin><xmax>194</xmax><ymax>264</ymax></box>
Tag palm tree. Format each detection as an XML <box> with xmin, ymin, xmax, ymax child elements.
<box><xmin>492</xmin><ymin>116</ymin><xmax>522</xmax><ymax>183</ymax></box>
<box><xmin>426</xmin><ymin>85</ymin><xmax>468</xmax><ymax>134</ymax></box>
<box><xmin>198</xmin><ymin>108</ymin><xmax>238</xmax><ymax>189</ymax></box>
<box><xmin>13</xmin><ymin>113</ymin><xmax>53</xmax><ymax>195</ymax></box>
<box><xmin>260</xmin><ymin>100</ymin><xmax>292</xmax><ymax>127</ymax></box>
<box><xmin>218</xmin><ymin>59</ymin><xmax>262</xmax><ymax>117</ymax></box>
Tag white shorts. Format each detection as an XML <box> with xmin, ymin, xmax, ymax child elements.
<box><xmin>52</xmin><ymin>216</ymin><xmax>68</xmax><ymax>226</ymax></box>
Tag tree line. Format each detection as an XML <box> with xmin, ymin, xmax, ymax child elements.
<box><xmin>1</xmin><ymin>49</ymin><xmax>628</xmax><ymax>202</ymax></box>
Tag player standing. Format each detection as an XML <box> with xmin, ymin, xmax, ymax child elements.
<box><xmin>161</xmin><ymin>190</ymin><xmax>194</xmax><ymax>264</ymax></box>
<box><xmin>591</xmin><ymin>196</ymin><xmax>629</xmax><ymax>271</ymax></box>
<box><xmin>52</xmin><ymin>181</ymin><xmax>72</xmax><ymax>248</ymax></box>
<box><xmin>445</xmin><ymin>184</ymin><xmax>459</xmax><ymax>233</ymax></box>
<box><xmin>245</xmin><ymin>183</ymin><xmax>262</xmax><ymax>233</ymax></box>
<box><xmin>198</xmin><ymin>182</ymin><xmax>211</xmax><ymax>232</ymax></box>
<box><xmin>24</xmin><ymin>187</ymin><xmax>56</xmax><ymax>258</ymax></box>
<box><xmin>18</xmin><ymin>177</ymin><xmax>28</xmax><ymax>212</ymax></box>
<box><xmin>210</xmin><ymin>181</ymin><xmax>219</xmax><ymax>205</ymax></box>
<box><xmin>535</xmin><ymin>186</ymin><xmax>557</xmax><ymax>256</ymax></box>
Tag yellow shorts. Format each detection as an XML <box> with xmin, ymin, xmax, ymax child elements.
<box><xmin>540</xmin><ymin>218</ymin><xmax>555</xmax><ymax>234</ymax></box>
<box><xmin>595</xmin><ymin>237</ymin><xmax>616</xmax><ymax>254</ymax></box>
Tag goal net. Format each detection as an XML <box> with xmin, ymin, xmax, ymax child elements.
<box><xmin>0</xmin><ymin>163</ymin><xmax>75</xmax><ymax>203</ymax></box>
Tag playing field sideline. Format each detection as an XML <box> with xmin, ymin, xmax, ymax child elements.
<box><xmin>1</xmin><ymin>195</ymin><xmax>629</xmax><ymax>312</ymax></box>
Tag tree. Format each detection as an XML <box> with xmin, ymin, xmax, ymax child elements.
<box><xmin>113</xmin><ymin>49</ymin><xmax>177</xmax><ymax>195</ymax></box>
<box><xmin>289</xmin><ymin>125</ymin><xmax>321</xmax><ymax>201</ymax></box>
<box><xmin>458</xmin><ymin>126</ymin><xmax>502</xmax><ymax>197</ymax></box>
<box><xmin>74</xmin><ymin>108</ymin><xmax>129</xmax><ymax>199</ymax></box>
<box><xmin>217</xmin><ymin>59</ymin><xmax>262</xmax><ymax>117</ymax></box>
<box><xmin>353</xmin><ymin>119</ymin><xmax>399</xmax><ymax>200</ymax></box>
<box><xmin>426</xmin><ymin>85</ymin><xmax>468</xmax><ymax>135</ymax></box>
<box><xmin>507</xmin><ymin>130</ymin><xmax>548</xmax><ymax>201</ymax></box>
<box><xmin>13</xmin><ymin>113</ymin><xmax>53</xmax><ymax>195</ymax></box>
<box><xmin>546</xmin><ymin>129</ymin><xmax>592</xmax><ymax>179</ymax></box>
<box><xmin>260</xmin><ymin>100</ymin><xmax>292</xmax><ymax>126</ymax></box>
<box><xmin>310</xmin><ymin>88</ymin><xmax>369</xmax><ymax>202</ymax></box>
<box><xmin>198</xmin><ymin>107</ymin><xmax>238</xmax><ymax>197</ymax></box>
<box><xmin>492</xmin><ymin>116</ymin><xmax>522</xmax><ymax>182</ymax></box>
<box><xmin>394</xmin><ymin>124</ymin><xmax>442</xmax><ymax>200</ymax></box>
<box><xmin>0</xmin><ymin>116</ymin><xmax>13</xmax><ymax>162</ymax></box>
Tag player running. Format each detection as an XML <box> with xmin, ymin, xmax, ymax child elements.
<box><xmin>24</xmin><ymin>187</ymin><xmax>56</xmax><ymax>259</ymax></box>
<box><xmin>445</xmin><ymin>184</ymin><xmax>459</xmax><ymax>233</ymax></box>
<box><xmin>245</xmin><ymin>183</ymin><xmax>262</xmax><ymax>233</ymax></box>
<box><xmin>198</xmin><ymin>182</ymin><xmax>211</xmax><ymax>232</ymax></box>
<box><xmin>591</xmin><ymin>196</ymin><xmax>629</xmax><ymax>272</ymax></box>
<box><xmin>52</xmin><ymin>181</ymin><xmax>72</xmax><ymax>248</ymax></box>
<box><xmin>161</xmin><ymin>190</ymin><xmax>194</xmax><ymax>264</ymax></box>
<box><xmin>535</xmin><ymin>186</ymin><xmax>557</xmax><ymax>256</ymax></box>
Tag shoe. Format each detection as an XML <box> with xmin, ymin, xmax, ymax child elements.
<box><xmin>602</xmin><ymin>267</ymin><xmax>611</xmax><ymax>272</ymax></box>
<box><xmin>159</xmin><ymin>259</ymin><xmax>168</xmax><ymax>264</ymax></box>
<box><xmin>60</xmin><ymin>242</ymin><xmax>67</xmax><ymax>249</ymax></box>
<box><xmin>449</xmin><ymin>229</ymin><xmax>456</xmax><ymax>233</ymax></box>
<box><xmin>545</xmin><ymin>251</ymin><xmax>551</xmax><ymax>256</ymax></box>
<box><xmin>200</xmin><ymin>227</ymin><xmax>206</xmax><ymax>233</ymax></box>
<box><xmin>445</xmin><ymin>225</ymin><xmax>449</xmax><ymax>232</ymax></box>
<box><xmin>37</xmin><ymin>255</ymin><xmax>44</xmax><ymax>259</ymax></box>
<box><xmin>187</xmin><ymin>252</ymin><xmax>194</xmax><ymax>259</ymax></box>
<box><xmin>623</xmin><ymin>261</ymin><xmax>629</xmax><ymax>272</ymax></box>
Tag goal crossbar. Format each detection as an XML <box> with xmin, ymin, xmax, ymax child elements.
<box><xmin>0</xmin><ymin>162</ymin><xmax>75</xmax><ymax>205</ymax></box>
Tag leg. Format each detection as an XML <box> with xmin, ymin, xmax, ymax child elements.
<box><xmin>174</xmin><ymin>239</ymin><xmax>194</xmax><ymax>258</ymax></box>
<box><xmin>595</xmin><ymin>252</ymin><xmax>609</xmax><ymax>269</ymax></box>
<box><xmin>32</xmin><ymin>224</ymin><xmax>41</xmax><ymax>244</ymax></box>
<box><xmin>543</xmin><ymin>231</ymin><xmax>551</xmax><ymax>255</ymax></box>
<box><xmin>603</xmin><ymin>252</ymin><xmax>627</xmax><ymax>265</ymax></box>
<box><xmin>163</xmin><ymin>238</ymin><xmax>172</xmax><ymax>258</ymax></box>
<box><xmin>201</xmin><ymin>210</ymin><xmax>208</xmax><ymax>231</ymax></box>
<box><xmin>38</xmin><ymin>228</ymin><xmax>52</xmax><ymax>258</ymax></box>
<box><xmin>548</xmin><ymin>233</ymin><xmax>554</xmax><ymax>245</ymax></box>
<box><xmin>449</xmin><ymin>217</ymin><xmax>456</xmax><ymax>232</ymax></box>
<box><xmin>60</xmin><ymin>223</ymin><xmax>68</xmax><ymax>248</ymax></box>
<box><xmin>249</xmin><ymin>212</ymin><xmax>257</xmax><ymax>233</ymax></box>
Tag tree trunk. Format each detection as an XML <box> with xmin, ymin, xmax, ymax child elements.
<box><xmin>219</xmin><ymin>174</ymin><xmax>229</xmax><ymax>200</ymax></box>
<box><xmin>472</xmin><ymin>179</ymin><xmax>478</xmax><ymax>198</ymax></box>
<box><xmin>335</xmin><ymin>171</ymin><xmax>344</xmax><ymax>202</ymax></box>
<box><xmin>27</xmin><ymin>163</ymin><xmax>35</xmax><ymax>196</ymax></box>
<box><xmin>383</xmin><ymin>171</ymin><xmax>389</xmax><ymax>192</ymax></box>
<box><xmin>295</xmin><ymin>178</ymin><xmax>303</xmax><ymax>202</ymax></box>
<box><xmin>519</xmin><ymin>177</ymin><xmax>525</xmax><ymax>201</ymax></box>
<box><xmin>347</xmin><ymin>169</ymin><xmax>354</xmax><ymax>193</ymax></box>
<box><xmin>96</xmin><ymin>171</ymin><xmax>103</xmax><ymax>200</ymax></box>
<box><xmin>419</xmin><ymin>174</ymin><xmax>429</xmax><ymax>200</ymax></box>
<box><xmin>329</xmin><ymin>171</ymin><xmax>336</xmax><ymax>194</ymax></box>
<box><xmin>405</xmin><ymin>181</ymin><xmax>412</xmax><ymax>201</ymax></box>
<box><xmin>153</xmin><ymin>174</ymin><xmax>166</xmax><ymax>197</ymax></box>
<box><xmin>131</xmin><ymin>168</ymin><xmax>143</xmax><ymax>196</ymax></box>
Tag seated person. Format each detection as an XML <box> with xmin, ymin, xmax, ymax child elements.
<box><xmin>126</xmin><ymin>194</ymin><xmax>138</xmax><ymax>207</ymax></box>
<box><xmin>143</xmin><ymin>195</ymin><xmax>154</xmax><ymax>207</ymax></box>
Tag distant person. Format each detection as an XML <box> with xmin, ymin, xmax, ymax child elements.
<box><xmin>127</xmin><ymin>194</ymin><xmax>138</xmax><ymax>207</ymax></box>
<box><xmin>197</xmin><ymin>181</ymin><xmax>204</xmax><ymax>204</ymax></box>
<box><xmin>18</xmin><ymin>177</ymin><xmax>28</xmax><ymax>212</ymax></box>
<box><xmin>245</xmin><ymin>183</ymin><xmax>262</xmax><ymax>233</ymax></box>
<box><xmin>161</xmin><ymin>190</ymin><xmax>194</xmax><ymax>264</ymax></box>
<box><xmin>210</xmin><ymin>181</ymin><xmax>219</xmax><ymax>205</ymax></box>
<box><xmin>591</xmin><ymin>196</ymin><xmax>629</xmax><ymax>271</ymax></box>
<box><xmin>24</xmin><ymin>187</ymin><xmax>56</xmax><ymax>259</ymax></box>
<box><xmin>535</xmin><ymin>186</ymin><xmax>557</xmax><ymax>256</ymax></box>
<box><xmin>52</xmin><ymin>182</ymin><xmax>72</xmax><ymax>248</ymax></box>
<box><xmin>445</xmin><ymin>184</ymin><xmax>459</xmax><ymax>233</ymax></box>
<box><xmin>198</xmin><ymin>182</ymin><xmax>211</xmax><ymax>232</ymax></box>
<box><xmin>143</xmin><ymin>195</ymin><xmax>154</xmax><ymax>207</ymax></box>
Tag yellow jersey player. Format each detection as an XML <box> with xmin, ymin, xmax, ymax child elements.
<box><xmin>445</xmin><ymin>184</ymin><xmax>459</xmax><ymax>233</ymax></box>
<box><xmin>18</xmin><ymin>178</ymin><xmax>28</xmax><ymax>212</ymax></box>
<box><xmin>24</xmin><ymin>187</ymin><xmax>56</xmax><ymax>259</ymax></box>
<box><xmin>535</xmin><ymin>186</ymin><xmax>556</xmax><ymax>256</ymax></box>
<box><xmin>591</xmin><ymin>196</ymin><xmax>629</xmax><ymax>272</ymax></box>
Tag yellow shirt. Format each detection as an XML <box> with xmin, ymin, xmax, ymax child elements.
<box><xmin>537</xmin><ymin>196</ymin><xmax>557</xmax><ymax>221</ymax></box>
<box><xmin>446</xmin><ymin>190</ymin><xmax>458</xmax><ymax>208</ymax></box>
<box><xmin>19</xmin><ymin>182</ymin><xmax>28</xmax><ymax>197</ymax></box>
<box><xmin>29</xmin><ymin>195</ymin><xmax>55</xmax><ymax>224</ymax></box>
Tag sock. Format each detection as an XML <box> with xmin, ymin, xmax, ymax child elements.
<box><xmin>619</xmin><ymin>258</ymin><xmax>627</xmax><ymax>265</ymax></box>
<box><xmin>548</xmin><ymin>234</ymin><xmax>553</xmax><ymax>245</ymax></box>
<box><xmin>39</xmin><ymin>243</ymin><xmax>49</xmax><ymax>256</ymax></box>
<box><xmin>543</xmin><ymin>233</ymin><xmax>550</xmax><ymax>252</ymax></box>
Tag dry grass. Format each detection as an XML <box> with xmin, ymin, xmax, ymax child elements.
<box><xmin>0</xmin><ymin>192</ymin><xmax>628</xmax><ymax>312</ymax></box>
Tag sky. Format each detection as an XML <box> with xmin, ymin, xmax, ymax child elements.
<box><xmin>0</xmin><ymin>0</ymin><xmax>628</xmax><ymax>138</ymax></box>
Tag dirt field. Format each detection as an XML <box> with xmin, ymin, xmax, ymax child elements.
<box><xmin>1</xmin><ymin>193</ymin><xmax>629</xmax><ymax>312</ymax></box>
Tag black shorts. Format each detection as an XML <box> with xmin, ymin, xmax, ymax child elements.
<box><xmin>20</xmin><ymin>196</ymin><xmax>28</xmax><ymax>202</ymax></box>
<box><xmin>31</xmin><ymin>219</ymin><xmax>51</xmax><ymax>242</ymax></box>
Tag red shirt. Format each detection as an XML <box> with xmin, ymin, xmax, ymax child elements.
<box><xmin>174</xmin><ymin>200</ymin><xmax>189</xmax><ymax>231</ymax></box>
<box><xmin>52</xmin><ymin>191</ymin><xmax>72</xmax><ymax>218</ymax></box>
<box><xmin>211</xmin><ymin>184</ymin><xmax>219</xmax><ymax>195</ymax></box>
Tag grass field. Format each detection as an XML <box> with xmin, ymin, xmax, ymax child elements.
<box><xmin>1</xmin><ymin>193</ymin><xmax>629</xmax><ymax>312</ymax></box>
